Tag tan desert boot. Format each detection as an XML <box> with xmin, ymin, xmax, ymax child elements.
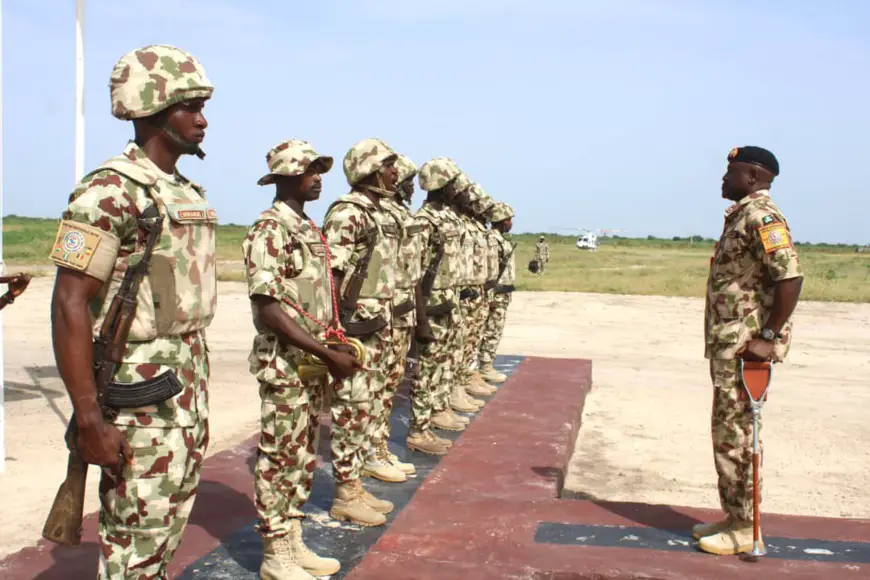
<box><xmin>692</xmin><ymin>516</ymin><xmax>734</xmax><ymax>540</ymax></box>
<box><xmin>358</xmin><ymin>480</ymin><xmax>394</xmax><ymax>514</ymax></box>
<box><xmin>428</xmin><ymin>430</ymin><xmax>453</xmax><ymax>448</ymax></box>
<box><xmin>260</xmin><ymin>534</ymin><xmax>317</xmax><ymax>580</ymax></box>
<box><xmin>480</xmin><ymin>362</ymin><xmax>507</xmax><ymax>383</ymax></box>
<box><xmin>407</xmin><ymin>430</ymin><xmax>449</xmax><ymax>456</ymax></box>
<box><xmin>449</xmin><ymin>385</ymin><xmax>479</xmax><ymax>413</ymax></box>
<box><xmin>288</xmin><ymin>518</ymin><xmax>340</xmax><ymax>577</ymax></box>
<box><xmin>447</xmin><ymin>407</ymin><xmax>471</xmax><ymax>425</ymax></box>
<box><xmin>377</xmin><ymin>439</ymin><xmax>416</xmax><ymax>475</ymax></box>
<box><xmin>432</xmin><ymin>410</ymin><xmax>466</xmax><ymax>431</ymax></box>
<box><xmin>362</xmin><ymin>449</ymin><xmax>408</xmax><ymax>483</ymax></box>
<box><xmin>457</xmin><ymin>384</ymin><xmax>485</xmax><ymax>409</ymax></box>
<box><xmin>697</xmin><ymin>520</ymin><xmax>762</xmax><ymax>555</ymax></box>
<box><xmin>472</xmin><ymin>372</ymin><xmax>498</xmax><ymax>394</ymax></box>
<box><xmin>329</xmin><ymin>481</ymin><xmax>387</xmax><ymax>527</ymax></box>
<box><xmin>465</xmin><ymin>379</ymin><xmax>493</xmax><ymax>397</ymax></box>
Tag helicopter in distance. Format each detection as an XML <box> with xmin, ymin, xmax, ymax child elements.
<box><xmin>549</xmin><ymin>227</ymin><xmax>628</xmax><ymax>251</ymax></box>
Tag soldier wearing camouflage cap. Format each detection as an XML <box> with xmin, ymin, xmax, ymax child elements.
<box><xmin>405</xmin><ymin>158</ymin><xmax>469</xmax><ymax>453</ymax></box>
<box><xmin>47</xmin><ymin>45</ymin><xmax>217</xmax><ymax>578</ymax></box>
<box><xmin>322</xmin><ymin>138</ymin><xmax>405</xmax><ymax>526</ymax></box>
<box><xmin>245</xmin><ymin>139</ymin><xmax>362</xmax><ymax>578</ymax></box>
<box><xmin>478</xmin><ymin>202</ymin><xmax>517</xmax><ymax>383</ymax></box>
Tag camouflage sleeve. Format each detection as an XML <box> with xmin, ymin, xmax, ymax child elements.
<box><xmin>244</xmin><ymin>220</ymin><xmax>300</xmax><ymax>299</ymax></box>
<box><xmin>322</xmin><ymin>203</ymin><xmax>369</xmax><ymax>273</ymax></box>
<box><xmin>413</xmin><ymin>216</ymin><xmax>433</xmax><ymax>271</ymax></box>
<box><xmin>749</xmin><ymin>213</ymin><xmax>803</xmax><ymax>282</ymax></box>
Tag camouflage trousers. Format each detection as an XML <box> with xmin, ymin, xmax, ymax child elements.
<box><xmin>373</xmin><ymin>323</ymin><xmax>413</xmax><ymax>444</ymax></box>
<box><xmin>254</xmin><ymin>378</ymin><xmax>324</xmax><ymax>538</ymax></box>
<box><xmin>440</xmin><ymin>300</ymin><xmax>467</xmax><ymax>412</ymax></box>
<box><xmin>410</xmin><ymin>309</ymin><xmax>455</xmax><ymax>431</ymax></box>
<box><xmin>710</xmin><ymin>359</ymin><xmax>763</xmax><ymax>522</ymax></box>
<box><xmin>456</xmin><ymin>286</ymin><xmax>487</xmax><ymax>385</ymax></box>
<box><xmin>478</xmin><ymin>291</ymin><xmax>512</xmax><ymax>365</ymax></box>
<box><xmin>98</xmin><ymin>420</ymin><xmax>209</xmax><ymax>580</ymax></box>
<box><xmin>332</xmin><ymin>323</ymin><xmax>391</xmax><ymax>483</ymax></box>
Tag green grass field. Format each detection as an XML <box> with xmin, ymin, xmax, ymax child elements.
<box><xmin>4</xmin><ymin>216</ymin><xmax>868</xmax><ymax>303</ymax></box>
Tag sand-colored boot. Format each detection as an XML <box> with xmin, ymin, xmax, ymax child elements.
<box><xmin>377</xmin><ymin>439</ymin><xmax>416</xmax><ymax>475</ymax></box>
<box><xmin>329</xmin><ymin>481</ymin><xmax>387</xmax><ymax>527</ymax></box>
<box><xmin>362</xmin><ymin>447</ymin><xmax>408</xmax><ymax>483</ymax></box>
<box><xmin>472</xmin><ymin>371</ymin><xmax>498</xmax><ymax>394</ymax></box>
<box><xmin>260</xmin><ymin>534</ymin><xmax>317</xmax><ymax>580</ymax></box>
<box><xmin>432</xmin><ymin>410</ymin><xmax>466</xmax><ymax>431</ymax></box>
<box><xmin>358</xmin><ymin>480</ymin><xmax>394</xmax><ymax>514</ymax></box>
<box><xmin>465</xmin><ymin>379</ymin><xmax>493</xmax><ymax>397</ymax></box>
<box><xmin>406</xmin><ymin>429</ymin><xmax>449</xmax><ymax>456</ymax></box>
<box><xmin>480</xmin><ymin>362</ymin><xmax>507</xmax><ymax>384</ymax></box>
<box><xmin>429</xmin><ymin>430</ymin><xmax>453</xmax><ymax>448</ymax></box>
<box><xmin>447</xmin><ymin>407</ymin><xmax>471</xmax><ymax>425</ymax></box>
<box><xmin>450</xmin><ymin>385</ymin><xmax>479</xmax><ymax>413</ymax></box>
<box><xmin>288</xmin><ymin>518</ymin><xmax>340</xmax><ymax>577</ymax></box>
<box><xmin>697</xmin><ymin>520</ymin><xmax>762</xmax><ymax>555</ymax></box>
<box><xmin>691</xmin><ymin>516</ymin><xmax>734</xmax><ymax>540</ymax></box>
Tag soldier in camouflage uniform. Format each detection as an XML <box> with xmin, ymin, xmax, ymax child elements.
<box><xmin>535</xmin><ymin>236</ymin><xmax>550</xmax><ymax>274</ymax></box>
<box><xmin>694</xmin><ymin>146</ymin><xmax>803</xmax><ymax>556</ymax></box>
<box><xmin>48</xmin><ymin>45</ymin><xmax>217</xmax><ymax>579</ymax></box>
<box><xmin>322</xmin><ymin>138</ymin><xmax>403</xmax><ymax>525</ymax></box>
<box><xmin>406</xmin><ymin>158</ymin><xmax>468</xmax><ymax>452</ymax></box>
<box><xmin>245</xmin><ymin>139</ymin><xmax>363</xmax><ymax>579</ymax></box>
<box><xmin>478</xmin><ymin>202</ymin><xmax>517</xmax><ymax>383</ymax></box>
<box><xmin>375</xmin><ymin>153</ymin><xmax>429</xmax><ymax>475</ymax></box>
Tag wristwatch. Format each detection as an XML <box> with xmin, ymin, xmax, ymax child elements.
<box><xmin>760</xmin><ymin>328</ymin><xmax>776</xmax><ymax>342</ymax></box>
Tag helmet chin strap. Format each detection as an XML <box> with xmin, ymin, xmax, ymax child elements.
<box><xmin>161</xmin><ymin>124</ymin><xmax>206</xmax><ymax>159</ymax></box>
<box><xmin>360</xmin><ymin>170</ymin><xmax>394</xmax><ymax>198</ymax></box>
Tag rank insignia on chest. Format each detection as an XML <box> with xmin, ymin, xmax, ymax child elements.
<box><xmin>759</xmin><ymin>223</ymin><xmax>791</xmax><ymax>253</ymax></box>
<box><xmin>307</xmin><ymin>241</ymin><xmax>328</xmax><ymax>258</ymax></box>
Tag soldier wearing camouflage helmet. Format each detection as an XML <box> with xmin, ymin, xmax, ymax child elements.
<box><xmin>47</xmin><ymin>45</ymin><xmax>217</xmax><ymax>578</ymax></box>
<box><xmin>404</xmin><ymin>158</ymin><xmax>468</xmax><ymax>453</ymax></box>
<box><xmin>245</xmin><ymin>139</ymin><xmax>363</xmax><ymax>578</ymax></box>
<box><xmin>321</xmin><ymin>138</ymin><xmax>404</xmax><ymax>526</ymax></box>
<box><xmin>478</xmin><ymin>202</ymin><xmax>517</xmax><ymax>383</ymax></box>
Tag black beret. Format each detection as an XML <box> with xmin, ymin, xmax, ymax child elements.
<box><xmin>727</xmin><ymin>146</ymin><xmax>779</xmax><ymax>176</ymax></box>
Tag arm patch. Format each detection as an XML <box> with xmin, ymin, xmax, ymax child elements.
<box><xmin>49</xmin><ymin>220</ymin><xmax>120</xmax><ymax>282</ymax></box>
<box><xmin>758</xmin><ymin>223</ymin><xmax>791</xmax><ymax>254</ymax></box>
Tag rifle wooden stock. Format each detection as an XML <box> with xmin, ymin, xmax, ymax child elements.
<box><xmin>42</xmin><ymin>207</ymin><xmax>163</xmax><ymax>547</ymax></box>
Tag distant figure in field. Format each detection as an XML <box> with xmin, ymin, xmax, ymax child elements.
<box><xmin>535</xmin><ymin>236</ymin><xmax>550</xmax><ymax>274</ymax></box>
<box><xmin>0</xmin><ymin>272</ymin><xmax>31</xmax><ymax>310</ymax></box>
<box><xmin>695</xmin><ymin>145</ymin><xmax>803</xmax><ymax>556</ymax></box>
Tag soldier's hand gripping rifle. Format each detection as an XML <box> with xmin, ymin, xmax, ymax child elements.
<box><xmin>338</xmin><ymin>226</ymin><xmax>388</xmax><ymax>336</ymax></box>
<box><xmin>484</xmin><ymin>240</ymin><xmax>517</xmax><ymax>292</ymax></box>
<box><xmin>406</xmin><ymin>232</ymin><xmax>446</xmax><ymax>376</ymax></box>
<box><xmin>42</xmin><ymin>205</ymin><xmax>164</xmax><ymax>547</ymax></box>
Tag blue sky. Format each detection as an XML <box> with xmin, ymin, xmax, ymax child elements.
<box><xmin>3</xmin><ymin>0</ymin><xmax>868</xmax><ymax>244</ymax></box>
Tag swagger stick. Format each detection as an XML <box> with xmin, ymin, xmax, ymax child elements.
<box><xmin>739</xmin><ymin>358</ymin><xmax>772</xmax><ymax>560</ymax></box>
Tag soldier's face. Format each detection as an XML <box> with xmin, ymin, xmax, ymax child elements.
<box><xmin>299</xmin><ymin>168</ymin><xmax>323</xmax><ymax>201</ymax></box>
<box><xmin>721</xmin><ymin>162</ymin><xmax>751</xmax><ymax>200</ymax></box>
<box><xmin>504</xmin><ymin>217</ymin><xmax>513</xmax><ymax>232</ymax></box>
<box><xmin>379</xmin><ymin>159</ymin><xmax>398</xmax><ymax>191</ymax></box>
<box><xmin>166</xmin><ymin>98</ymin><xmax>208</xmax><ymax>145</ymax></box>
<box><xmin>400</xmin><ymin>179</ymin><xmax>415</xmax><ymax>201</ymax></box>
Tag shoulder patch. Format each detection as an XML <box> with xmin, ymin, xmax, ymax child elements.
<box><xmin>50</xmin><ymin>220</ymin><xmax>120</xmax><ymax>281</ymax></box>
<box><xmin>759</xmin><ymin>223</ymin><xmax>791</xmax><ymax>254</ymax></box>
<box><xmin>761</xmin><ymin>215</ymin><xmax>775</xmax><ymax>225</ymax></box>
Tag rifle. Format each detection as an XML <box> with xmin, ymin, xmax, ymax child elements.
<box><xmin>42</xmin><ymin>205</ymin><xmax>164</xmax><ymax>547</ymax></box>
<box><xmin>339</xmin><ymin>226</ymin><xmax>387</xmax><ymax>336</ymax></box>
<box><xmin>406</xmin><ymin>231</ymin><xmax>447</xmax><ymax>376</ymax></box>
<box><xmin>484</xmin><ymin>239</ymin><xmax>517</xmax><ymax>291</ymax></box>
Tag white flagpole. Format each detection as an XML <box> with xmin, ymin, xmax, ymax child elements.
<box><xmin>75</xmin><ymin>0</ymin><xmax>85</xmax><ymax>183</ymax></box>
<box><xmin>0</xmin><ymin>0</ymin><xmax>7</xmax><ymax>473</ymax></box>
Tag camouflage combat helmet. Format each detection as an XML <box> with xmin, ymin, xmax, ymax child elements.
<box><xmin>110</xmin><ymin>45</ymin><xmax>213</xmax><ymax>120</ymax></box>
<box><xmin>488</xmin><ymin>201</ymin><xmax>514</xmax><ymax>223</ymax></box>
<box><xmin>343</xmin><ymin>138</ymin><xmax>398</xmax><ymax>187</ymax></box>
<box><xmin>453</xmin><ymin>172</ymin><xmax>473</xmax><ymax>194</ymax></box>
<box><xmin>258</xmin><ymin>139</ymin><xmax>333</xmax><ymax>186</ymax></box>
<box><xmin>395</xmin><ymin>153</ymin><xmax>418</xmax><ymax>184</ymax></box>
<box><xmin>471</xmin><ymin>184</ymin><xmax>495</xmax><ymax>216</ymax></box>
<box><xmin>418</xmin><ymin>157</ymin><xmax>461</xmax><ymax>192</ymax></box>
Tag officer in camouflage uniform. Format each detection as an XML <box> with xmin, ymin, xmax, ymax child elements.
<box><xmin>48</xmin><ymin>45</ymin><xmax>217</xmax><ymax>579</ymax></box>
<box><xmin>373</xmin><ymin>153</ymin><xmax>425</xmax><ymax>477</ymax></box>
<box><xmin>406</xmin><ymin>157</ymin><xmax>467</xmax><ymax>452</ymax></box>
<box><xmin>478</xmin><ymin>202</ymin><xmax>516</xmax><ymax>383</ymax></box>
<box><xmin>322</xmin><ymin>138</ymin><xmax>402</xmax><ymax>525</ymax></box>
<box><xmin>694</xmin><ymin>146</ymin><xmax>803</xmax><ymax>556</ymax></box>
<box><xmin>535</xmin><ymin>236</ymin><xmax>550</xmax><ymax>274</ymax></box>
<box><xmin>245</xmin><ymin>139</ymin><xmax>363</xmax><ymax>579</ymax></box>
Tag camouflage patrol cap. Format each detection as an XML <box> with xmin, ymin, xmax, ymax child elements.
<box><xmin>110</xmin><ymin>45</ymin><xmax>213</xmax><ymax>120</ymax></box>
<box><xmin>257</xmin><ymin>139</ymin><xmax>333</xmax><ymax>186</ymax></box>
<box><xmin>343</xmin><ymin>138</ymin><xmax>398</xmax><ymax>186</ymax></box>
<box><xmin>418</xmin><ymin>157</ymin><xmax>461</xmax><ymax>192</ymax></box>
<box><xmin>488</xmin><ymin>202</ymin><xmax>514</xmax><ymax>223</ymax></box>
<box><xmin>395</xmin><ymin>154</ymin><xmax>418</xmax><ymax>184</ymax></box>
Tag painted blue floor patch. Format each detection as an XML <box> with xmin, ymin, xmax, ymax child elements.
<box><xmin>178</xmin><ymin>356</ymin><xmax>524</xmax><ymax>579</ymax></box>
<box><xmin>534</xmin><ymin>522</ymin><xmax>870</xmax><ymax>563</ymax></box>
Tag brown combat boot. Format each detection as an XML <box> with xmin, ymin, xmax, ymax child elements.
<box><xmin>260</xmin><ymin>534</ymin><xmax>317</xmax><ymax>580</ymax></box>
<box><xmin>407</xmin><ymin>429</ymin><xmax>449</xmax><ymax>456</ymax></box>
<box><xmin>329</xmin><ymin>481</ymin><xmax>387</xmax><ymax>527</ymax></box>
<box><xmin>288</xmin><ymin>518</ymin><xmax>340</xmax><ymax>577</ymax></box>
<box><xmin>432</xmin><ymin>410</ymin><xmax>466</xmax><ymax>431</ymax></box>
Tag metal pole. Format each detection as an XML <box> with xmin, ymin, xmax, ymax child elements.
<box><xmin>75</xmin><ymin>0</ymin><xmax>85</xmax><ymax>183</ymax></box>
<box><xmin>750</xmin><ymin>406</ymin><xmax>766</xmax><ymax>557</ymax></box>
<box><xmin>0</xmin><ymin>0</ymin><xmax>6</xmax><ymax>474</ymax></box>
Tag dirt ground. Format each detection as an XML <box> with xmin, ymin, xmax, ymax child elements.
<box><xmin>0</xmin><ymin>279</ymin><xmax>868</xmax><ymax>558</ymax></box>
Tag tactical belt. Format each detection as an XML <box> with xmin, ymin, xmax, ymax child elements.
<box><xmin>426</xmin><ymin>302</ymin><xmax>454</xmax><ymax>317</ymax></box>
<box><xmin>458</xmin><ymin>288</ymin><xmax>481</xmax><ymax>301</ymax></box>
<box><xmin>494</xmin><ymin>284</ymin><xmax>516</xmax><ymax>294</ymax></box>
<box><xmin>393</xmin><ymin>299</ymin><xmax>416</xmax><ymax>318</ymax></box>
<box><xmin>105</xmin><ymin>370</ymin><xmax>184</xmax><ymax>409</ymax></box>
